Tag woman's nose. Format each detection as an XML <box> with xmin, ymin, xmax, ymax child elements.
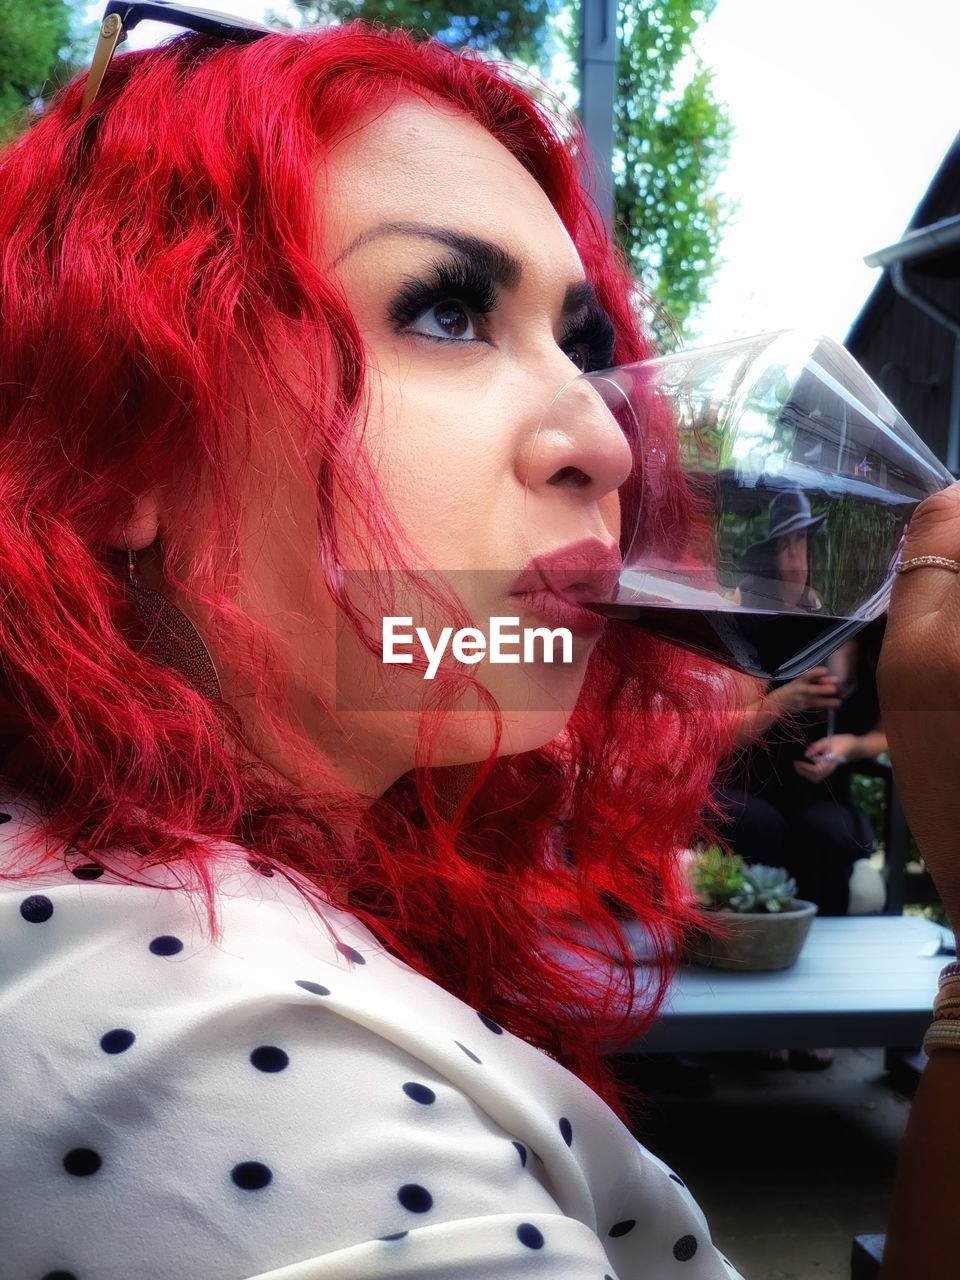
<box><xmin>517</xmin><ymin>371</ymin><xmax>634</xmax><ymax>501</ymax></box>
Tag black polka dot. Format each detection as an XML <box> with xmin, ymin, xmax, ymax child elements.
<box><xmin>63</xmin><ymin>1148</ymin><xmax>101</xmax><ymax>1177</ymax></box>
<box><xmin>100</xmin><ymin>1028</ymin><xmax>135</xmax><ymax>1054</ymax></box>
<box><xmin>71</xmin><ymin>864</ymin><xmax>104</xmax><ymax>880</ymax></box>
<box><xmin>379</xmin><ymin>1231</ymin><xmax>408</xmax><ymax>1241</ymax></box>
<box><xmin>0</xmin><ymin>811</ymin><xmax>10</xmax><ymax>823</ymax></box>
<box><xmin>512</xmin><ymin>1140</ymin><xmax>527</xmax><ymax>1167</ymax></box>
<box><xmin>250</xmin><ymin>1045</ymin><xmax>289</xmax><ymax>1073</ymax></box>
<box><xmin>337</xmin><ymin>943</ymin><xmax>366</xmax><ymax>965</ymax></box>
<box><xmin>295</xmin><ymin>979</ymin><xmax>330</xmax><ymax>996</ymax></box>
<box><xmin>248</xmin><ymin>859</ymin><xmax>275</xmax><ymax>877</ymax></box>
<box><xmin>478</xmin><ymin>1012</ymin><xmax>503</xmax><ymax>1034</ymax></box>
<box><xmin>673</xmin><ymin>1234</ymin><xmax>698</xmax><ymax>1261</ymax></box>
<box><xmin>21</xmin><ymin>894</ymin><xmax>53</xmax><ymax>923</ymax></box>
<box><xmin>516</xmin><ymin>1223</ymin><xmax>544</xmax><ymax>1249</ymax></box>
<box><xmin>402</xmin><ymin>1081</ymin><xmax>435</xmax><ymax>1105</ymax></box>
<box><xmin>42</xmin><ymin>1272</ymin><xmax>78</xmax><ymax>1279</ymax></box>
<box><xmin>669</xmin><ymin>1172</ymin><xmax>686</xmax><ymax>1188</ymax></box>
<box><xmin>231</xmin><ymin>1161</ymin><xmax>272</xmax><ymax>1190</ymax></box>
<box><xmin>455</xmin><ymin>1041</ymin><xmax>481</xmax><ymax>1064</ymax></box>
<box><xmin>149</xmin><ymin>935</ymin><xmax>183</xmax><ymax>956</ymax></box>
<box><xmin>558</xmin><ymin>1116</ymin><xmax>573</xmax><ymax>1146</ymax></box>
<box><xmin>397</xmin><ymin>1183</ymin><xmax>433</xmax><ymax>1213</ymax></box>
<box><xmin>608</xmin><ymin>1219</ymin><xmax>636</xmax><ymax>1237</ymax></box>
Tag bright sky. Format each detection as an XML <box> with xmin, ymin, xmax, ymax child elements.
<box><xmin>96</xmin><ymin>0</ymin><xmax>960</xmax><ymax>348</ymax></box>
<box><xmin>690</xmin><ymin>0</ymin><xmax>960</xmax><ymax>346</ymax></box>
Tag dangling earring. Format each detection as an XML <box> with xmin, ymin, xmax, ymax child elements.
<box><xmin>124</xmin><ymin>547</ymin><xmax>223</xmax><ymax>703</ymax></box>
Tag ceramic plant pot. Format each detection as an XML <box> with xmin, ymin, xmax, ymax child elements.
<box><xmin>687</xmin><ymin>900</ymin><xmax>818</xmax><ymax>971</ymax></box>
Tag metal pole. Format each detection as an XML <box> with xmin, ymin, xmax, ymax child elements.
<box><xmin>578</xmin><ymin>0</ymin><xmax>618</xmax><ymax>231</ymax></box>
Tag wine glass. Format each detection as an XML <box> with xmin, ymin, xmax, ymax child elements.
<box><xmin>525</xmin><ymin>331</ymin><xmax>954</xmax><ymax>680</ymax></box>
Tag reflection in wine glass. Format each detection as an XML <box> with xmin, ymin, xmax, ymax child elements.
<box><xmin>525</xmin><ymin>331</ymin><xmax>955</xmax><ymax>681</ymax></box>
<box><xmin>735</xmin><ymin>488</ymin><xmax>826</xmax><ymax>613</ymax></box>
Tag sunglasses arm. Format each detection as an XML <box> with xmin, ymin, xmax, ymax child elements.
<box><xmin>80</xmin><ymin>11</ymin><xmax>128</xmax><ymax>112</ymax></box>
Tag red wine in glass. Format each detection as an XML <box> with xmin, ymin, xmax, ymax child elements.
<box><xmin>592</xmin><ymin>601</ymin><xmax>864</xmax><ymax>682</ymax></box>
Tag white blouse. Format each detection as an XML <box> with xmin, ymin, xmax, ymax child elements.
<box><xmin>0</xmin><ymin>797</ymin><xmax>745</xmax><ymax>1280</ymax></box>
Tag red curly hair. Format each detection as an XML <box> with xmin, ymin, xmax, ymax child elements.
<box><xmin>0</xmin><ymin>22</ymin><xmax>736</xmax><ymax>1128</ymax></box>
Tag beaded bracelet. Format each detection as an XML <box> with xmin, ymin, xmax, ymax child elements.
<box><xmin>923</xmin><ymin>962</ymin><xmax>960</xmax><ymax>1054</ymax></box>
<box><xmin>925</xmin><ymin>1021</ymin><xmax>960</xmax><ymax>1054</ymax></box>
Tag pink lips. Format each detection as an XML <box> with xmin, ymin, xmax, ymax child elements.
<box><xmin>508</xmin><ymin>539</ymin><xmax>622</xmax><ymax>638</ymax></box>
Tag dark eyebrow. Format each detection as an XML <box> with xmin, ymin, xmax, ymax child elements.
<box><xmin>334</xmin><ymin>221</ymin><xmax>598</xmax><ymax>318</ymax></box>
<box><xmin>334</xmin><ymin>222</ymin><xmax>522</xmax><ymax>289</ymax></box>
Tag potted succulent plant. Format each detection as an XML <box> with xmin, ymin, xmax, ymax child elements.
<box><xmin>684</xmin><ymin>845</ymin><xmax>818</xmax><ymax>971</ymax></box>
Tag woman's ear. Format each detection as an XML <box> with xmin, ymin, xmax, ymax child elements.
<box><xmin>106</xmin><ymin>489</ymin><xmax>162</xmax><ymax>552</ymax></box>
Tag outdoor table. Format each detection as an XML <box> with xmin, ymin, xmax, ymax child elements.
<box><xmin>555</xmin><ymin>915</ymin><xmax>949</xmax><ymax>1054</ymax></box>
<box><xmin>636</xmin><ymin>915</ymin><xmax>947</xmax><ymax>1053</ymax></box>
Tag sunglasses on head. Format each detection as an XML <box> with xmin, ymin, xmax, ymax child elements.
<box><xmin>82</xmin><ymin>0</ymin><xmax>272</xmax><ymax>111</ymax></box>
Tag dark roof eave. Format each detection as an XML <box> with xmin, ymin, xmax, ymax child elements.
<box><xmin>846</xmin><ymin>131</ymin><xmax>960</xmax><ymax>350</ymax></box>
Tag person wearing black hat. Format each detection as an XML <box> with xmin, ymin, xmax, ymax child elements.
<box><xmin>737</xmin><ymin>487</ymin><xmax>827</xmax><ymax>612</ymax></box>
<box><xmin>712</xmin><ymin>489</ymin><xmax>889</xmax><ymax>1070</ymax></box>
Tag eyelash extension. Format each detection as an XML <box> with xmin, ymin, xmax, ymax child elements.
<box><xmin>387</xmin><ymin>255</ymin><xmax>500</xmax><ymax>332</ymax></box>
<box><xmin>387</xmin><ymin>254</ymin><xmax>617</xmax><ymax>371</ymax></box>
<box><xmin>559</xmin><ymin>305</ymin><xmax>617</xmax><ymax>373</ymax></box>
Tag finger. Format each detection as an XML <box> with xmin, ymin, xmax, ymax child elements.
<box><xmin>889</xmin><ymin>483</ymin><xmax>960</xmax><ymax>633</ymax></box>
<box><xmin>798</xmin><ymin>759</ymin><xmax>830</xmax><ymax>780</ymax></box>
<box><xmin>801</xmin><ymin>673</ymin><xmax>833</xmax><ymax>689</ymax></box>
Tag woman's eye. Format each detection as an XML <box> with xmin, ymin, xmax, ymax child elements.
<box><xmin>563</xmin><ymin>343</ymin><xmax>591</xmax><ymax>372</ymax></box>
<box><xmin>559</xmin><ymin>307</ymin><xmax>616</xmax><ymax>374</ymax></box>
<box><xmin>408</xmin><ymin>300</ymin><xmax>477</xmax><ymax>342</ymax></box>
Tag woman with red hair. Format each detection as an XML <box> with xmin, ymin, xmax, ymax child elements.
<box><xmin>0</xmin><ymin>8</ymin><xmax>958</xmax><ymax>1279</ymax></box>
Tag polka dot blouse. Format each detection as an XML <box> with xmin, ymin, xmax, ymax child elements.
<box><xmin>0</xmin><ymin>799</ymin><xmax>745</xmax><ymax>1280</ymax></box>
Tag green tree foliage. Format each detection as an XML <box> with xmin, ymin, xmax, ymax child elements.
<box><xmin>281</xmin><ymin>0</ymin><xmax>731</xmax><ymax>345</ymax></box>
<box><xmin>0</xmin><ymin>0</ymin><xmax>75</xmax><ymax>140</ymax></box>
<box><xmin>611</xmin><ymin>0</ymin><xmax>732</xmax><ymax>347</ymax></box>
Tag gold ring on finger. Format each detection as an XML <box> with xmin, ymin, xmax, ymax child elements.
<box><xmin>895</xmin><ymin>556</ymin><xmax>960</xmax><ymax>574</ymax></box>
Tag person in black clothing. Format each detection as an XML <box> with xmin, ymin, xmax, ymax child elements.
<box><xmin>717</xmin><ymin>606</ymin><xmax>887</xmax><ymax>917</ymax></box>
<box><xmin>717</xmin><ymin>486</ymin><xmax>888</xmax><ymax>916</ymax></box>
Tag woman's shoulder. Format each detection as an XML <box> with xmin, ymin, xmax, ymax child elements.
<box><xmin>0</xmin><ymin>795</ymin><xmax>744</xmax><ymax>1280</ymax></box>
<box><xmin>0</xmin><ymin>793</ymin><xmax>388</xmax><ymax>980</ymax></box>
<box><xmin>0</xmin><ymin>794</ymin><xmax>555</xmax><ymax>1083</ymax></box>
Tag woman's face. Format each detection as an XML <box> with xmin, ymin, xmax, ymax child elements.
<box><xmin>774</xmin><ymin>529</ymin><xmax>809</xmax><ymax>606</ymax></box>
<box><xmin>233</xmin><ymin>98</ymin><xmax>632</xmax><ymax>794</ymax></box>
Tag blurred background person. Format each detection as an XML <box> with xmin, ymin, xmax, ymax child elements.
<box><xmin>716</xmin><ymin>618</ymin><xmax>887</xmax><ymax>918</ymax></box>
